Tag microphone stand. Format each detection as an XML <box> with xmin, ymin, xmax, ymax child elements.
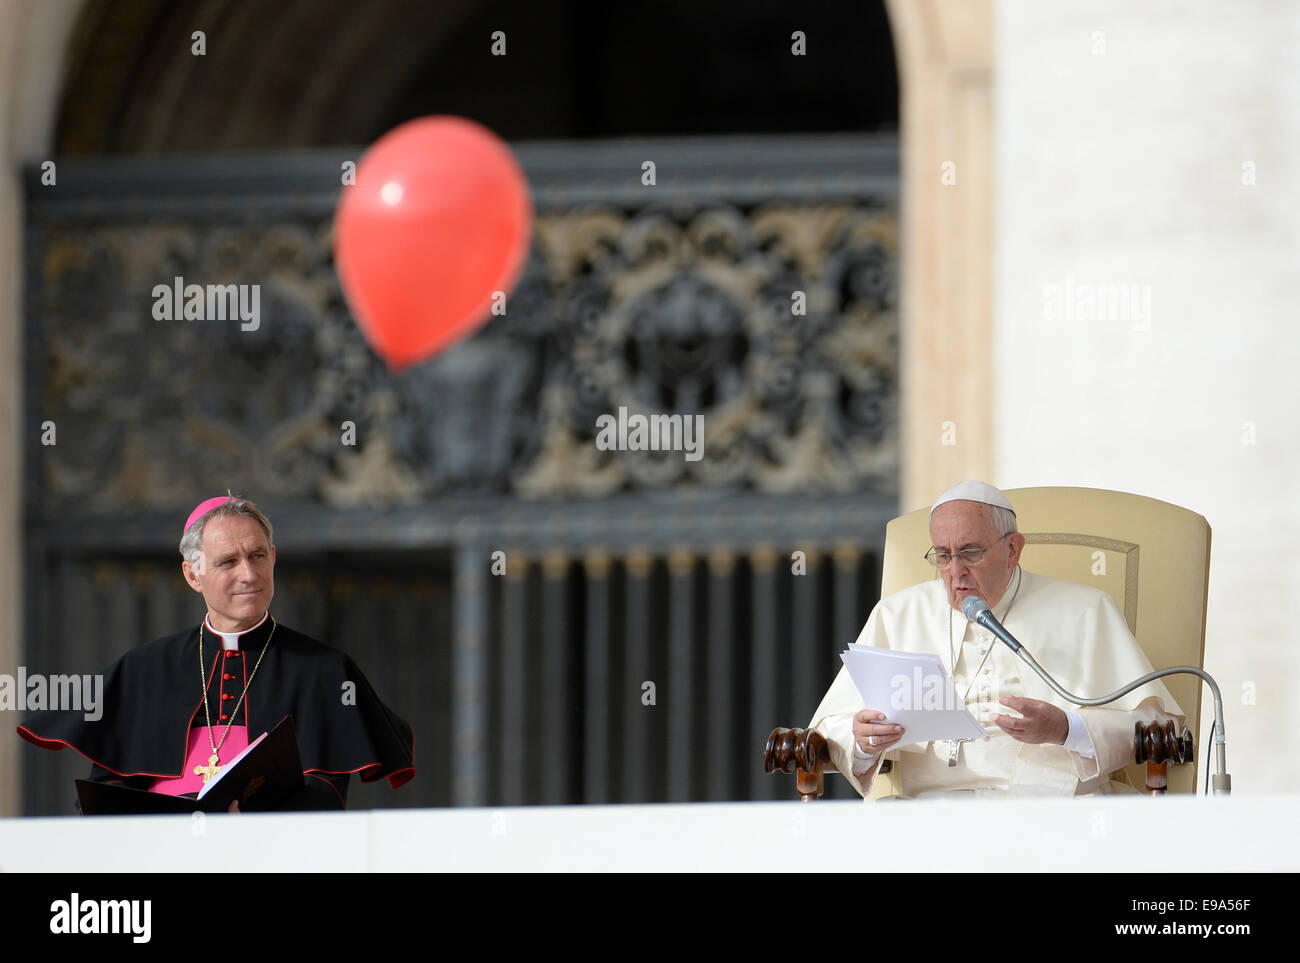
<box><xmin>963</xmin><ymin>597</ymin><xmax>1230</xmax><ymax>795</ymax></box>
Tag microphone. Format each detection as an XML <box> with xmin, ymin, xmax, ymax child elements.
<box><xmin>958</xmin><ymin>593</ymin><xmax>1232</xmax><ymax>795</ymax></box>
<box><xmin>960</xmin><ymin>596</ymin><xmax>1021</xmax><ymax>653</ymax></box>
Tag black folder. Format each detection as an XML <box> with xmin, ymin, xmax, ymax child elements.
<box><xmin>75</xmin><ymin>715</ymin><xmax>304</xmax><ymax>815</ymax></box>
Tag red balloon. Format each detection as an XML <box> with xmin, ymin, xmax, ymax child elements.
<box><xmin>334</xmin><ymin>116</ymin><xmax>532</xmax><ymax>369</ymax></box>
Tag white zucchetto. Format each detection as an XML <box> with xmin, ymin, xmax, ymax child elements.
<box><xmin>930</xmin><ymin>480</ymin><xmax>1016</xmax><ymax>515</ymax></box>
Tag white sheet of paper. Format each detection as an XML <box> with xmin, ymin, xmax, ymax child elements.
<box><xmin>840</xmin><ymin>645</ymin><xmax>987</xmax><ymax>747</ymax></box>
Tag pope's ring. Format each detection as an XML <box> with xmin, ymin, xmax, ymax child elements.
<box><xmin>867</xmin><ymin>735</ymin><xmax>877</xmax><ymax>747</ymax></box>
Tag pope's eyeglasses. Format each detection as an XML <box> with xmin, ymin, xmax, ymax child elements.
<box><xmin>924</xmin><ymin>533</ymin><xmax>1010</xmax><ymax>569</ymax></box>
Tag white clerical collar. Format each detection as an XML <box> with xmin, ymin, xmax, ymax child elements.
<box><xmin>204</xmin><ymin>611</ymin><xmax>268</xmax><ymax>651</ymax></box>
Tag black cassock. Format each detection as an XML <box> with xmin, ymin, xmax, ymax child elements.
<box><xmin>17</xmin><ymin>617</ymin><xmax>415</xmax><ymax>811</ymax></box>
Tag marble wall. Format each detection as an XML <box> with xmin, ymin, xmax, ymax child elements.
<box><xmin>997</xmin><ymin>0</ymin><xmax>1299</xmax><ymax>792</ymax></box>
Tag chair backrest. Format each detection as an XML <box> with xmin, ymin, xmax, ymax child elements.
<box><xmin>878</xmin><ymin>486</ymin><xmax>1210</xmax><ymax>793</ymax></box>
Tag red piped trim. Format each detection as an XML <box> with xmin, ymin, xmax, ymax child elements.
<box><xmin>19</xmin><ymin>726</ymin><xmax>416</xmax><ymax>788</ymax></box>
<box><xmin>306</xmin><ymin>772</ymin><xmax>347</xmax><ymax>808</ymax></box>
<box><xmin>18</xmin><ymin>646</ymin><xmax>224</xmax><ymax>780</ymax></box>
<box><xmin>304</xmin><ymin>763</ymin><xmax>416</xmax><ymax>789</ymax></box>
<box><xmin>301</xmin><ymin>715</ymin><xmax>415</xmax><ymax>789</ymax></box>
<box><xmin>20</xmin><ymin>720</ymin><xmax>415</xmax><ymax>787</ymax></box>
<box><xmin>15</xmin><ymin>727</ymin><xmax>65</xmax><ymax>752</ymax></box>
<box><xmin>15</xmin><ymin>727</ymin><xmax>178</xmax><ymax>780</ymax></box>
<box><xmin>385</xmin><ymin>766</ymin><xmax>416</xmax><ymax>789</ymax></box>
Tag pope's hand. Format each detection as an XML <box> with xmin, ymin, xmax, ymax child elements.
<box><xmin>852</xmin><ymin>709</ymin><xmax>905</xmax><ymax>755</ymax></box>
<box><xmin>993</xmin><ymin>696</ymin><xmax>1068</xmax><ymax>745</ymax></box>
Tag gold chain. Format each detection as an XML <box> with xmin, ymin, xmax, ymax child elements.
<box><xmin>198</xmin><ymin>616</ymin><xmax>276</xmax><ymax>764</ymax></box>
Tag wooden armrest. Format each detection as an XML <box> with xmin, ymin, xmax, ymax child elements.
<box><xmin>1133</xmin><ymin>720</ymin><xmax>1194</xmax><ymax>794</ymax></box>
<box><xmin>765</xmin><ymin>727</ymin><xmax>829</xmax><ymax>800</ymax></box>
<box><xmin>765</xmin><ymin>726</ymin><xmax>892</xmax><ymax>801</ymax></box>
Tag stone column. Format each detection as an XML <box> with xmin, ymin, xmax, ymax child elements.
<box><xmin>886</xmin><ymin>0</ymin><xmax>997</xmax><ymax>510</ymax></box>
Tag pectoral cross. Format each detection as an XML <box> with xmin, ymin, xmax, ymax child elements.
<box><xmin>945</xmin><ymin>739</ymin><xmax>967</xmax><ymax>768</ymax></box>
<box><xmin>194</xmin><ymin>753</ymin><xmax>223</xmax><ymax>784</ymax></box>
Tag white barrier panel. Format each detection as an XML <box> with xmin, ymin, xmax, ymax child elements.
<box><xmin>1</xmin><ymin>797</ymin><xmax>1296</xmax><ymax>872</ymax></box>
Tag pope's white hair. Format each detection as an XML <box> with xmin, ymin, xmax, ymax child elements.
<box><xmin>179</xmin><ymin>497</ymin><xmax>274</xmax><ymax>564</ymax></box>
<box><xmin>989</xmin><ymin>504</ymin><xmax>1018</xmax><ymax>538</ymax></box>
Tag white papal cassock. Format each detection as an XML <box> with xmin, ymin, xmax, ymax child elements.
<box><xmin>809</xmin><ymin>569</ymin><xmax>1186</xmax><ymax>798</ymax></box>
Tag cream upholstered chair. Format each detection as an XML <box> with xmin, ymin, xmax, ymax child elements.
<box><xmin>869</xmin><ymin>486</ymin><xmax>1209</xmax><ymax>797</ymax></box>
<box><xmin>766</xmin><ymin>486</ymin><xmax>1210</xmax><ymax>798</ymax></box>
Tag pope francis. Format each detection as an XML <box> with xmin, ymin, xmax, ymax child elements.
<box><xmin>809</xmin><ymin>481</ymin><xmax>1186</xmax><ymax>798</ymax></box>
